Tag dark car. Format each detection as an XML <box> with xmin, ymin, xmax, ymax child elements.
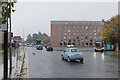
<box><xmin>46</xmin><ymin>45</ymin><xmax>53</xmax><ymax>51</ymax></box>
<box><xmin>37</xmin><ymin>45</ymin><xmax>43</xmax><ymax>50</ymax></box>
<box><xmin>44</xmin><ymin>44</ymin><xmax>47</xmax><ymax>48</ymax></box>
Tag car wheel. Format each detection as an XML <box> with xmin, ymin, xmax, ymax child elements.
<box><xmin>67</xmin><ymin>57</ymin><xmax>71</xmax><ymax>62</ymax></box>
<box><xmin>94</xmin><ymin>49</ymin><xmax>97</xmax><ymax>52</ymax></box>
<box><xmin>80</xmin><ymin>60</ymin><xmax>83</xmax><ymax>63</ymax></box>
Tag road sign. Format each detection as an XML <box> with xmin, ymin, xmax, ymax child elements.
<box><xmin>14</xmin><ymin>36</ymin><xmax>21</xmax><ymax>40</ymax></box>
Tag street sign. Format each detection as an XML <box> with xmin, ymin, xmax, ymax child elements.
<box><xmin>106</xmin><ymin>44</ymin><xmax>111</xmax><ymax>50</ymax></box>
<box><xmin>14</xmin><ymin>36</ymin><xmax>21</xmax><ymax>40</ymax></box>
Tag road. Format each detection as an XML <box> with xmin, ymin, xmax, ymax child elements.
<box><xmin>26</xmin><ymin>47</ymin><xmax>118</xmax><ymax>78</ymax></box>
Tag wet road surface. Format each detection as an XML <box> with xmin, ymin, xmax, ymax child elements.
<box><xmin>26</xmin><ymin>47</ymin><xmax>118</xmax><ymax>78</ymax></box>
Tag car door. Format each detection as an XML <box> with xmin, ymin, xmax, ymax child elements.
<box><xmin>63</xmin><ymin>49</ymin><xmax>69</xmax><ymax>59</ymax></box>
<box><xmin>65</xmin><ymin>49</ymin><xmax>70</xmax><ymax>59</ymax></box>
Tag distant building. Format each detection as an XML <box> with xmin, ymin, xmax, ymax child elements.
<box><xmin>51</xmin><ymin>21</ymin><xmax>104</xmax><ymax>47</ymax></box>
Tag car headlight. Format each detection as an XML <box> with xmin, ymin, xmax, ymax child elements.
<box><xmin>102</xmin><ymin>47</ymin><xmax>104</xmax><ymax>49</ymax></box>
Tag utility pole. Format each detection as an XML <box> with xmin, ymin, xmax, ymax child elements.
<box><xmin>1</xmin><ymin>0</ymin><xmax>9</xmax><ymax>78</ymax></box>
<box><xmin>9</xmin><ymin>0</ymin><xmax>12</xmax><ymax>77</ymax></box>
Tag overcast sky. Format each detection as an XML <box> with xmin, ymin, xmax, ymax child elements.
<box><xmin>11</xmin><ymin>0</ymin><xmax>118</xmax><ymax>40</ymax></box>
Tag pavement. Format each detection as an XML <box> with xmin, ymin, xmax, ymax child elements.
<box><xmin>0</xmin><ymin>46</ymin><xmax>29</xmax><ymax>79</ymax></box>
<box><xmin>26</xmin><ymin>47</ymin><xmax>119</xmax><ymax>78</ymax></box>
<box><xmin>0</xmin><ymin>50</ymin><xmax>3</xmax><ymax>80</ymax></box>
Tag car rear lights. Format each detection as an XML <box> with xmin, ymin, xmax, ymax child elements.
<box><xmin>71</xmin><ymin>54</ymin><xmax>73</xmax><ymax>56</ymax></box>
<box><xmin>81</xmin><ymin>53</ymin><xmax>83</xmax><ymax>56</ymax></box>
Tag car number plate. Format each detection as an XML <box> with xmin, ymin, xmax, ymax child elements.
<box><xmin>75</xmin><ymin>54</ymin><xmax>80</xmax><ymax>56</ymax></box>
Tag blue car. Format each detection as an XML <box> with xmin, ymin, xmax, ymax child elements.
<box><xmin>61</xmin><ymin>48</ymin><xmax>84</xmax><ymax>63</ymax></box>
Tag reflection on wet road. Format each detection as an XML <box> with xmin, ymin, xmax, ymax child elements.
<box><xmin>27</xmin><ymin>47</ymin><xmax>119</xmax><ymax>78</ymax></box>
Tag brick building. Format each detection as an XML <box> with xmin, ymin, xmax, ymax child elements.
<box><xmin>51</xmin><ymin>21</ymin><xmax>104</xmax><ymax>47</ymax></box>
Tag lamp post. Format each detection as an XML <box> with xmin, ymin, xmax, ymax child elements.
<box><xmin>9</xmin><ymin>0</ymin><xmax>12</xmax><ymax>77</ymax></box>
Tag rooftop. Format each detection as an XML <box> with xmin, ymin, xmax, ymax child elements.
<box><xmin>51</xmin><ymin>21</ymin><xmax>104</xmax><ymax>25</ymax></box>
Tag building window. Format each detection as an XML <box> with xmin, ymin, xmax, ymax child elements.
<box><xmin>86</xmin><ymin>40</ymin><xmax>88</xmax><ymax>42</ymax></box>
<box><xmin>85</xmin><ymin>30</ymin><xmax>87</xmax><ymax>32</ymax></box>
<box><xmin>77</xmin><ymin>30</ymin><xmax>79</xmax><ymax>32</ymax></box>
<box><xmin>77</xmin><ymin>43</ymin><xmax>80</xmax><ymax>45</ymax></box>
<box><xmin>73</xmin><ymin>37</ymin><xmax>75</xmax><ymax>39</ymax></box>
<box><xmin>82</xmin><ymin>43</ymin><xmax>84</xmax><ymax>46</ymax></box>
<box><xmin>89</xmin><ymin>36</ymin><xmax>92</xmax><ymax>39</ymax></box>
<box><xmin>69</xmin><ymin>40</ymin><xmax>71</xmax><ymax>42</ymax></box>
<box><xmin>68</xmin><ymin>37</ymin><xmax>71</xmax><ymax>39</ymax></box>
<box><xmin>82</xmin><ymin>40</ymin><xmax>84</xmax><ymax>42</ymax></box>
<box><xmin>94</xmin><ymin>33</ymin><xmax>97</xmax><ymax>36</ymax></box>
<box><xmin>94</xmin><ymin>26</ymin><xmax>97</xmax><ymax>28</ymax></box>
<box><xmin>90</xmin><ymin>33</ymin><xmax>92</xmax><ymax>35</ymax></box>
<box><xmin>69</xmin><ymin>26</ymin><xmax>71</xmax><ymax>29</ymax></box>
<box><xmin>73</xmin><ymin>40</ymin><xmax>76</xmax><ymax>42</ymax></box>
<box><xmin>94</xmin><ymin>37</ymin><xmax>96</xmax><ymax>39</ymax></box>
<box><xmin>77</xmin><ymin>37</ymin><xmax>79</xmax><ymax>39</ymax></box>
<box><xmin>98</xmin><ymin>26</ymin><xmax>101</xmax><ymax>29</ymax></box>
<box><xmin>86</xmin><ymin>26</ymin><xmax>88</xmax><ymax>29</ymax></box>
<box><xmin>81</xmin><ymin>37</ymin><xmax>84</xmax><ymax>39</ymax></box>
<box><xmin>81</xmin><ymin>33</ymin><xmax>84</xmax><ymax>36</ymax></box>
<box><xmin>68</xmin><ymin>30</ymin><xmax>71</xmax><ymax>32</ymax></box>
<box><xmin>77</xmin><ymin>40</ymin><xmax>80</xmax><ymax>42</ymax></box>
<box><xmin>77</xmin><ymin>26</ymin><xmax>80</xmax><ymax>28</ymax></box>
<box><xmin>72</xmin><ymin>29</ymin><xmax>75</xmax><ymax>32</ymax></box>
<box><xmin>85</xmin><ymin>36</ymin><xmax>87</xmax><ymax>39</ymax></box>
<box><xmin>81</xmin><ymin>26</ymin><xmax>84</xmax><ymax>29</ymax></box>
<box><xmin>73</xmin><ymin>33</ymin><xmax>75</xmax><ymax>36</ymax></box>
<box><xmin>98</xmin><ymin>33</ymin><xmax>101</xmax><ymax>36</ymax></box>
<box><xmin>64</xmin><ymin>33</ymin><xmax>67</xmax><ymax>36</ymax></box>
<box><xmin>86</xmin><ymin>43</ymin><xmax>88</xmax><ymax>46</ymax></box>
<box><xmin>65</xmin><ymin>26</ymin><xmax>67</xmax><ymax>29</ymax></box>
<box><xmin>89</xmin><ymin>30</ymin><xmax>92</xmax><ymax>32</ymax></box>
<box><xmin>90</xmin><ymin>39</ymin><xmax>92</xmax><ymax>42</ymax></box>
<box><xmin>81</xmin><ymin>29</ymin><xmax>83</xmax><ymax>32</ymax></box>
<box><xmin>73</xmin><ymin>26</ymin><xmax>75</xmax><ymax>29</ymax></box>
<box><xmin>90</xmin><ymin>26</ymin><xmax>92</xmax><ymax>28</ymax></box>
<box><xmin>64</xmin><ymin>37</ymin><xmax>66</xmax><ymax>39</ymax></box>
<box><xmin>77</xmin><ymin>33</ymin><xmax>80</xmax><ymax>36</ymax></box>
<box><xmin>98</xmin><ymin>29</ymin><xmax>100</xmax><ymax>32</ymax></box>
<box><xmin>94</xmin><ymin>30</ymin><xmax>96</xmax><ymax>32</ymax></box>
<box><xmin>86</xmin><ymin>33</ymin><xmax>88</xmax><ymax>36</ymax></box>
<box><xmin>64</xmin><ymin>29</ymin><xmax>66</xmax><ymax>32</ymax></box>
<box><xmin>69</xmin><ymin>33</ymin><xmax>71</xmax><ymax>36</ymax></box>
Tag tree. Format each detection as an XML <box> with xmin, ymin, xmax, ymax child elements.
<box><xmin>26</xmin><ymin>32</ymin><xmax>51</xmax><ymax>44</ymax></box>
<box><xmin>101</xmin><ymin>15</ymin><xmax>120</xmax><ymax>50</ymax></box>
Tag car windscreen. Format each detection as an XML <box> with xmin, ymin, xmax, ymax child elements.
<box><xmin>71</xmin><ymin>49</ymin><xmax>80</xmax><ymax>52</ymax></box>
<box><xmin>95</xmin><ymin>43</ymin><xmax>103</xmax><ymax>48</ymax></box>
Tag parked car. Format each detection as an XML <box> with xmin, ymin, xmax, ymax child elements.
<box><xmin>37</xmin><ymin>45</ymin><xmax>43</xmax><ymax>50</ymax></box>
<box><xmin>44</xmin><ymin>44</ymin><xmax>47</xmax><ymax>48</ymax></box>
<box><xmin>46</xmin><ymin>45</ymin><xmax>53</xmax><ymax>51</ymax></box>
<box><xmin>61</xmin><ymin>48</ymin><xmax>84</xmax><ymax>63</ymax></box>
<box><xmin>27</xmin><ymin>44</ymin><xmax>33</xmax><ymax>47</ymax></box>
<box><xmin>66</xmin><ymin>45</ymin><xmax>74</xmax><ymax>48</ymax></box>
